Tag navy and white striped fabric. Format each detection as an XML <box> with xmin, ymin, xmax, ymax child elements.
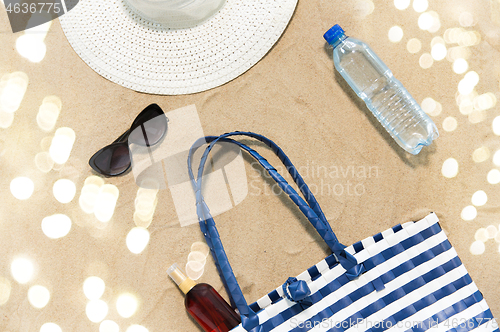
<box><xmin>233</xmin><ymin>213</ymin><xmax>497</xmax><ymax>332</ymax></box>
<box><xmin>187</xmin><ymin>132</ymin><xmax>497</xmax><ymax>332</ymax></box>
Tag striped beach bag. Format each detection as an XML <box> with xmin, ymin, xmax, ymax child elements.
<box><xmin>188</xmin><ymin>132</ymin><xmax>498</xmax><ymax>332</ymax></box>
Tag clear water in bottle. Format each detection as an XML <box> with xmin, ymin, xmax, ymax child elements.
<box><xmin>324</xmin><ymin>24</ymin><xmax>438</xmax><ymax>155</ymax></box>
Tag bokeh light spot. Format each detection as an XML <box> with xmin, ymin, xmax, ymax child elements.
<box><xmin>79</xmin><ymin>185</ymin><xmax>101</xmax><ymax>214</ymax></box>
<box><xmin>458</xmin><ymin>74</ymin><xmax>479</xmax><ymax>96</ymax></box>
<box><xmin>135</xmin><ymin>200</ymin><xmax>156</xmax><ymax>216</ymax></box>
<box><xmin>461</xmin><ymin>205</ymin><xmax>477</xmax><ymax>221</ymax></box>
<box><xmin>42</xmin><ymin>95</ymin><xmax>62</xmax><ymax>110</ymax></box>
<box><xmin>83</xmin><ymin>276</ymin><xmax>106</xmax><ymax>300</ymax></box>
<box><xmin>188</xmin><ymin>251</ymin><xmax>207</xmax><ymax>265</ymax></box>
<box><xmin>0</xmin><ymin>110</ymin><xmax>14</xmax><ymax>128</ymax></box>
<box><xmin>186</xmin><ymin>261</ymin><xmax>205</xmax><ymax>281</ymax></box>
<box><xmin>354</xmin><ymin>0</ymin><xmax>374</xmax><ymax>17</ymax></box>
<box><xmin>11</xmin><ymin>257</ymin><xmax>34</xmax><ymax>284</ymax></box>
<box><xmin>433</xmin><ymin>101</ymin><xmax>442</xmax><ymax>116</ymax></box>
<box><xmin>37</xmin><ymin>98</ymin><xmax>61</xmax><ymax>132</ymax></box>
<box><xmin>86</xmin><ymin>299</ymin><xmax>109</xmax><ymax>323</ymax></box>
<box><xmin>28</xmin><ymin>285</ymin><xmax>50</xmax><ymax>308</ymax></box>
<box><xmin>16</xmin><ymin>33</ymin><xmax>48</xmax><ymax>63</ymax></box>
<box><xmin>407</xmin><ymin>38</ymin><xmax>421</xmax><ymax>53</ymax></box>
<box><xmin>472</xmin><ymin>146</ymin><xmax>490</xmax><ymax>163</ymax></box>
<box><xmin>469</xmin><ymin>241</ymin><xmax>485</xmax><ymax>255</ymax></box>
<box><xmin>458</xmin><ymin>94</ymin><xmax>475</xmax><ymax>115</ymax></box>
<box><xmin>418</xmin><ymin>12</ymin><xmax>433</xmax><ymax>30</ymax></box>
<box><xmin>459</xmin><ymin>12</ymin><xmax>474</xmax><ymax>27</ymax></box>
<box><xmin>493</xmin><ymin>150</ymin><xmax>500</xmax><ymax>166</ymax></box>
<box><xmin>100</xmin><ymin>320</ymin><xmax>120</xmax><ymax>332</ymax></box>
<box><xmin>464</xmin><ymin>71</ymin><xmax>479</xmax><ymax>86</ymax></box>
<box><xmin>116</xmin><ymin>293</ymin><xmax>138</xmax><ymax>318</ymax></box>
<box><xmin>419</xmin><ymin>53</ymin><xmax>433</xmax><ymax>69</ymax></box>
<box><xmin>468</xmin><ymin>110</ymin><xmax>486</xmax><ymax>124</ymax></box>
<box><xmin>442</xmin><ymin>158</ymin><xmax>459</xmax><ymax>178</ymax></box>
<box><xmin>474</xmin><ymin>93</ymin><xmax>496</xmax><ymax>111</ymax></box>
<box><xmin>134</xmin><ymin>188</ymin><xmax>158</xmax><ymax>228</ymax></box>
<box><xmin>442</xmin><ymin>117</ymin><xmax>457</xmax><ymax>132</ymax></box>
<box><xmin>0</xmin><ymin>72</ymin><xmax>29</xmax><ymax>113</ymax></box>
<box><xmin>53</xmin><ymin>179</ymin><xmax>76</xmax><ymax>204</ymax></box>
<box><xmin>458</xmin><ymin>79</ymin><xmax>475</xmax><ymax>95</ymax></box>
<box><xmin>431</xmin><ymin>43</ymin><xmax>447</xmax><ymax>61</ymax></box>
<box><xmin>0</xmin><ymin>276</ymin><xmax>11</xmax><ymax>305</ymax></box>
<box><xmin>444</xmin><ymin>28</ymin><xmax>460</xmax><ymax>44</ymax></box>
<box><xmin>427</xmin><ymin>11</ymin><xmax>441</xmax><ymax>33</ymax></box>
<box><xmin>413</xmin><ymin>0</ymin><xmax>428</xmax><ymax>12</ymax></box>
<box><xmin>394</xmin><ymin>0</ymin><xmax>410</xmax><ymax>10</ymax></box>
<box><xmin>430</xmin><ymin>36</ymin><xmax>445</xmax><ymax>47</ymax></box>
<box><xmin>388</xmin><ymin>26</ymin><xmax>404</xmax><ymax>43</ymax></box>
<box><xmin>471</xmin><ymin>190</ymin><xmax>487</xmax><ymax>206</ymax></box>
<box><xmin>487</xmin><ymin>169</ymin><xmax>500</xmax><ymax>184</ymax></box>
<box><xmin>458</xmin><ymin>31</ymin><xmax>480</xmax><ymax>47</ymax></box>
<box><xmin>42</xmin><ymin>214</ymin><xmax>71</xmax><ymax>239</ymax></box>
<box><xmin>191</xmin><ymin>242</ymin><xmax>210</xmax><ymax>258</ymax></box>
<box><xmin>133</xmin><ymin>211</ymin><xmax>154</xmax><ymax>229</ymax></box>
<box><xmin>126</xmin><ymin>227</ymin><xmax>150</xmax><ymax>254</ymax></box>
<box><xmin>79</xmin><ymin>176</ymin><xmax>105</xmax><ymax>214</ymax></box>
<box><xmin>41</xmin><ymin>136</ymin><xmax>53</xmax><ymax>151</ymax></box>
<box><xmin>453</xmin><ymin>58</ymin><xmax>468</xmax><ymax>74</ymax></box>
<box><xmin>126</xmin><ymin>325</ymin><xmax>149</xmax><ymax>332</ymax></box>
<box><xmin>421</xmin><ymin>97</ymin><xmax>437</xmax><ymax>115</ymax></box>
<box><xmin>94</xmin><ymin>184</ymin><xmax>119</xmax><ymax>222</ymax></box>
<box><xmin>475</xmin><ymin>228</ymin><xmax>489</xmax><ymax>242</ymax></box>
<box><xmin>49</xmin><ymin>127</ymin><xmax>76</xmax><ymax>165</ymax></box>
<box><xmin>447</xmin><ymin>46</ymin><xmax>471</xmax><ymax>62</ymax></box>
<box><xmin>486</xmin><ymin>225</ymin><xmax>498</xmax><ymax>239</ymax></box>
<box><xmin>10</xmin><ymin>177</ymin><xmax>34</xmax><ymax>200</ymax></box>
<box><xmin>86</xmin><ymin>175</ymin><xmax>105</xmax><ymax>187</ymax></box>
<box><xmin>493</xmin><ymin>116</ymin><xmax>500</xmax><ymax>135</ymax></box>
<box><xmin>40</xmin><ymin>323</ymin><xmax>62</xmax><ymax>332</ymax></box>
<box><xmin>35</xmin><ymin>152</ymin><xmax>55</xmax><ymax>173</ymax></box>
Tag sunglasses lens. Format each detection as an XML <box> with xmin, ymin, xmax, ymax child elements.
<box><xmin>94</xmin><ymin>144</ymin><xmax>130</xmax><ymax>175</ymax></box>
<box><xmin>128</xmin><ymin>114</ymin><xmax>168</xmax><ymax>147</ymax></box>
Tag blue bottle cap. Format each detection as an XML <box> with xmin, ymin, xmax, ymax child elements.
<box><xmin>323</xmin><ymin>24</ymin><xmax>345</xmax><ymax>46</ymax></box>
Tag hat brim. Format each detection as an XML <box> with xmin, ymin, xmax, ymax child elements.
<box><xmin>60</xmin><ymin>0</ymin><xmax>298</xmax><ymax>95</ymax></box>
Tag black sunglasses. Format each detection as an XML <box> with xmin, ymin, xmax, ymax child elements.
<box><xmin>89</xmin><ymin>104</ymin><xmax>169</xmax><ymax>176</ymax></box>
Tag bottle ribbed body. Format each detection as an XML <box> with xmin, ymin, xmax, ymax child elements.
<box><xmin>366</xmin><ymin>78</ymin><xmax>438</xmax><ymax>154</ymax></box>
<box><xmin>332</xmin><ymin>35</ymin><xmax>438</xmax><ymax>154</ymax></box>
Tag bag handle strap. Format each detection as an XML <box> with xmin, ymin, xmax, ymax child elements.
<box><xmin>189</xmin><ymin>132</ymin><xmax>336</xmax><ymax>242</ymax></box>
<box><xmin>188</xmin><ymin>132</ymin><xmax>357</xmax><ymax>330</ymax></box>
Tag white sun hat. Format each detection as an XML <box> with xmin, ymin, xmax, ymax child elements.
<box><xmin>60</xmin><ymin>0</ymin><xmax>298</xmax><ymax>95</ymax></box>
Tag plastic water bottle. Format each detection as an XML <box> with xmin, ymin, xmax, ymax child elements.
<box><xmin>324</xmin><ymin>24</ymin><xmax>438</xmax><ymax>155</ymax></box>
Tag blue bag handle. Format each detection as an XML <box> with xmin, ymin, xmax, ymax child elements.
<box><xmin>188</xmin><ymin>132</ymin><xmax>337</xmax><ymax>244</ymax></box>
<box><xmin>188</xmin><ymin>132</ymin><xmax>358</xmax><ymax>330</ymax></box>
